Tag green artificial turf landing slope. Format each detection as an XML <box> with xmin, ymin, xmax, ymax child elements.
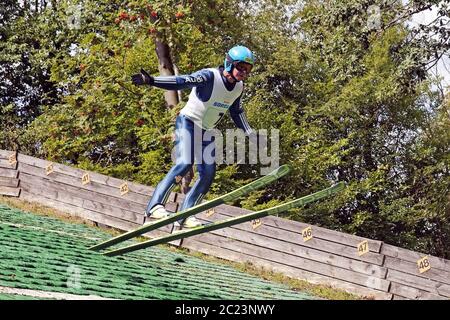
<box><xmin>0</xmin><ymin>204</ymin><xmax>316</xmax><ymax>300</ymax></box>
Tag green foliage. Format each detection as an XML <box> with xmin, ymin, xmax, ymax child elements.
<box><xmin>2</xmin><ymin>0</ymin><xmax>449</xmax><ymax>257</ymax></box>
<box><xmin>23</xmin><ymin>0</ymin><xmax>250</xmax><ymax>187</ymax></box>
<box><xmin>288</xmin><ymin>0</ymin><xmax>450</xmax><ymax>257</ymax></box>
<box><xmin>0</xmin><ymin>1</ymin><xmax>60</xmax><ymax>152</ymax></box>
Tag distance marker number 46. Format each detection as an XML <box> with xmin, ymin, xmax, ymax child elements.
<box><xmin>302</xmin><ymin>226</ymin><xmax>313</xmax><ymax>242</ymax></box>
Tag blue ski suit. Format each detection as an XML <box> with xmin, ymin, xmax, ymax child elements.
<box><xmin>145</xmin><ymin>67</ymin><xmax>254</xmax><ymax>214</ymax></box>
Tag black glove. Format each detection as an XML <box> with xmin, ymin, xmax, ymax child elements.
<box><xmin>131</xmin><ymin>68</ymin><xmax>154</xmax><ymax>86</ymax></box>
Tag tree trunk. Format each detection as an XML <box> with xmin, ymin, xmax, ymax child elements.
<box><xmin>23</xmin><ymin>0</ymin><xmax>29</xmax><ymax>12</ymax></box>
<box><xmin>153</xmin><ymin>36</ymin><xmax>194</xmax><ymax>193</ymax></box>
<box><xmin>154</xmin><ymin>40</ymin><xmax>179</xmax><ymax>109</ymax></box>
<box><xmin>181</xmin><ymin>166</ymin><xmax>194</xmax><ymax>194</ymax></box>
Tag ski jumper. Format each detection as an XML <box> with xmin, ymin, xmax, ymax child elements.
<box><xmin>146</xmin><ymin>67</ymin><xmax>254</xmax><ymax>214</ymax></box>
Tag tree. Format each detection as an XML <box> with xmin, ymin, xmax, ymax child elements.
<box><xmin>0</xmin><ymin>0</ymin><xmax>59</xmax><ymax>152</ymax></box>
<box><xmin>4</xmin><ymin>0</ymin><xmax>449</xmax><ymax>257</ymax></box>
<box><xmin>26</xmin><ymin>0</ymin><xmax>247</xmax><ymax>188</ymax></box>
<box><xmin>274</xmin><ymin>0</ymin><xmax>450</xmax><ymax>257</ymax></box>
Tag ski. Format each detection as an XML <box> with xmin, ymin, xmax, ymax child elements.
<box><xmin>103</xmin><ymin>182</ymin><xmax>345</xmax><ymax>257</ymax></box>
<box><xmin>89</xmin><ymin>164</ymin><xmax>292</xmax><ymax>251</ymax></box>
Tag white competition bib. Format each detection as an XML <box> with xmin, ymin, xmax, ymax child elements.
<box><xmin>180</xmin><ymin>68</ymin><xmax>243</xmax><ymax>129</ymax></box>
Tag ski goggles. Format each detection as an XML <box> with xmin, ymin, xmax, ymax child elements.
<box><xmin>233</xmin><ymin>62</ymin><xmax>253</xmax><ymax>74</ymax></box>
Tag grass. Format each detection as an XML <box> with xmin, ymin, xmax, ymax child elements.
<box><xmin>0</xmin><ymin>196</ymin><xmax>365</xmax><ymax>300</ymax></box>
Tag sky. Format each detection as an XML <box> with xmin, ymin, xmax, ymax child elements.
<box><xmin>408</xmin><ymin>5</ymin><xmax>450</xmax><ymax>91</ymax></box>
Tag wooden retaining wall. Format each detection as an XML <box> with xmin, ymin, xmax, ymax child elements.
<box><xmin>0</xmin><ymin>150</ymin><xmax>20</xmax><ymax>197</ymax></box>
<box><xmin>1</xmin><ymin>149</ymin><xmax>449</xmax><ymax>300</ymax></box>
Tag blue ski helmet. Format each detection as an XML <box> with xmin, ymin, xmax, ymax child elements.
<box><xmin>224</xmin><ymin>45</ymin><xmax>255</xmax><ymax>72</ymax></box>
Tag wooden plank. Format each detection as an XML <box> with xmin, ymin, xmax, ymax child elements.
<box><xmin>19</xmin><ymin>172</ymin><xmax>178</xmax><ymax>215</ymax></box>
<box><xmin>19</xmin><ymin>190</ymin><xmax>179</xmax><ymax>245</ymax></box>
<box><xmin>20</xmin><ymin>179</ymin><xmax>175</xmax><ymax>236</ymax></box>
<box><xmin>386</xmin><ymin>269</ymin><xmax>442</xmax><ymax>295</ymax></box>
<box><xmin>197</xmin><ymin>213</ymin><xmax>387</xmax><ymax>276</ymax></box>
<box><xmin>382</xmin><ymin>243</ymin><xmax>450</xmax><ymax>271</ymax></box>
<box><xmin>210</xmin><ymin>204</ymin><xmax>383</xmax><ymax>253</ymax></box>
<box><xmin>392</xmin><ymin>295</ymin><xmax>409</xmax><ymax>300</ymax></box>
<box><xmin>174</xmin><ymin>192</ymin><xmax>185</xmax><ymax>204</ymax></box>
<box><xmin>17</xmin><ymin>153</ymin><xmax>177</xmax><ymax>202</ymax></box>
<box><xmin>181</xmin><ymin>238</ymin><xmax>393</xmax><ymax>300</ymax></box>
<box><xmin>20</xmin><ymin>179</ymin><xmax>143</xmax><ymax>225</ymax></box>
<box><xmin>389</xmin><ymin>282</ymin><xmax>448</xmax><ymax>300</ymax></box>
<box><xmin>184</xmin><ymin>231</ymin><xmax>390</xmax><ymax>292</ymax></box>
<box><xmin>0</xmin><ymin>168</ymin><xmax>19</xmax><ymax>178</ymax></box>
<box><xmin>0</xmin><ymin>159</ymin><xmax>17</xmax><ymax>170</ymax></box>
<box><xmin>210</xmin><ymin>227</ymin><xmax>386</xmax><ymax>277</ymax></box>
<box><xmin>18</xmin><ymin>162</ymin><xmax>150</xmax><ymax>205</ymax></box>
<box><xmin>384</xmin><ymin>256</ymin><xmax>450</xmax><ymax>285</ymax></box>
<box><xmin>198</xmin><ymin>210</ymin><xmax>385</xmax><ymax>265</ymax></box>
<box><xmin>437</xmin><ymin>284</ymin><xmax>450</xmax><ymax>298</ymax></box>
<box><xmin>20</xmin><ymin>172</ymin><xmax>145</xmax><ymax>215</ymax></box>
<box><xmin>0</xmin><ymin>177</ymin><xmax>19</xmax><ymax>188</ymax></box>
<box><xmin>0</xmin><ymin>186</ymin><xmax>21</xmax><ymax>197</ymax></box>
<box><xmin>387</xmin><ymin>269</ymin><xmax>450</xmax><ymax>298</ymax></box>
<box><xmin>0</xmin><ymin>150</ymin><xmax>16</xmax><ymax>159</ymax></box>
<box><xmin>20</xmin><ymin>190</ymin><xmax>138</xmax><ymax>232</ymax></box>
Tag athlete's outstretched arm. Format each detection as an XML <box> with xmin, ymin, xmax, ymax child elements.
<box><xmin>131</xmin><ymin>68</ymin><xmax>213</xmax><ymax>91</ymax></box>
